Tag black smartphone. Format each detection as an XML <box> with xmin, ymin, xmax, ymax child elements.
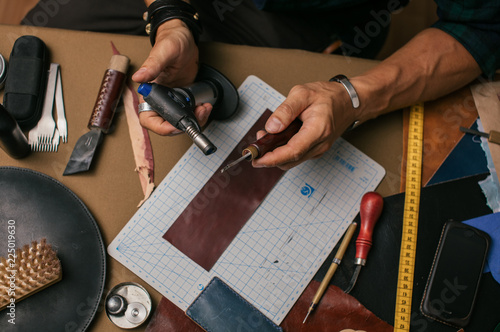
<box><xmin>420</xmin><ymin>221</ymin><xmax>490</xmax><ymax>328</ymax></box>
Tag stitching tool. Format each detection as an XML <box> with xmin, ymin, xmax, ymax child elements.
<box><xmin>344</xmin><ymin>191</ymin><xmax>384</xmax><ymax>293</ymax></box>
<box><xmin>459</xmin><ymin>126</ymin><xmax>500</xmax><ymax>145</ymax></box>
<box><xmin>220</xmin><ymin>118</ymin><xmax>302</xmax><ymax>173</ymax></box>
<box><xmin>303</xmin><ymin>221</ymin><xmax>357</xmax><ymax>323</ymax></box>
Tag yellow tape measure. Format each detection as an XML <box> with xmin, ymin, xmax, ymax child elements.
<box><xmin>394</xmin><ymin>103</ymin><xmax>424</xmax><ymax>331</ymax></box>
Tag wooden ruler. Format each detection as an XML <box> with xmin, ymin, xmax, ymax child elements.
<box><xmin>394</xmin><ymin>103</ymin><xmax>424</xmax><ymax>331</ymax></box>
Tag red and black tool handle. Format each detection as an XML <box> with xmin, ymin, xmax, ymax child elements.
<box><xmin>355</xmin><ymin>191</ymin><xmax>384</xmax><ymax>265</ymax></box>
<box><xmin>242</xmin><ymin>118</ymin><xmax>303</xmax><ymax>159</ymax></box>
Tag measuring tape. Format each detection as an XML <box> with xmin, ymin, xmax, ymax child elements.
<box><xmin>394</xmin><ymin>103</ymin><xmax>424</xmax><ymax>331</ymax></box>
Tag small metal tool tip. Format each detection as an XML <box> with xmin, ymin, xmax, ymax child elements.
<box><xmin>220</xmin><ymin>153</ymin><xmax>251</xmax><ymax>173</ymax></box>
<box><xmin>303</xmin><ymin>310</ymin><xmax>311</xmax><ymax>324</ymax></box>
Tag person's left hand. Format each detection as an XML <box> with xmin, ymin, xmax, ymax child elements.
<box><xmin>252</xmin><ymin>81</ymin><xmax>360</xmax><ymax>170</ymax></box>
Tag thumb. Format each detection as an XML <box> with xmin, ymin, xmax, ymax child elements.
<box><xmin>132</xmin><ymin>43</ymin><xmax>174</xmax><ymax>83</ymax></box>
<box><xmin>266</xmin><ymin>92</ymin><xmax>309</xmax><ymax>133</ymax></box>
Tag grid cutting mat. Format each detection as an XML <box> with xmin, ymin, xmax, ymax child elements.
<box><xmin>108</xmin><ymin>75</ymin><xmax>385</xmax><ymax>325</ymax></box>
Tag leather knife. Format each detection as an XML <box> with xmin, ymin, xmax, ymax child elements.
<box><xmin>63</xmin><ymin>54</ymin><xmax>129</xmax><ymax>175</ymax></box>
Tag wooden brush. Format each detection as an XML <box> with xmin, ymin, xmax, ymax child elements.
<box><xmin>1</xmin><ymin>238</ymin><xmax>62</xmax><ymax>311</ymax></box>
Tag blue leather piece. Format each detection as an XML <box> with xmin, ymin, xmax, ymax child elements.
<box><xmin>186</xmin><ymin>277</ymin><xmax>282</xmax><ymax>332</ymax></box>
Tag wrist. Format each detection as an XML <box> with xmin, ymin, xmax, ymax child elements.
<box><xmin>329</xmin><ymin>75</ymin><xmax>361</xmax><ymax>130</ymax></box>
<box><xmin>348</xmin><ymin>74</ymin><xmax>392</xmax><ymax>124</ymax></box>
<box><xmin>145</xmin><ymin>0</ymin><xmax>202</xmax><ymax>46</ymax></box>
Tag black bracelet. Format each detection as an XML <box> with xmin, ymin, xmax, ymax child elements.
<box><xmin>145</xmin><ymin>0</ymin><xmax>202</xmax><ymax>46</ymax></box>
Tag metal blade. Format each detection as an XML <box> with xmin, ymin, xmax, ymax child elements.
<box><xmin>459</xmin><ymin>126</ymin><xmax>489</xmax><ymax>138</ymax></box>
<box><xmin>220</xmin><ymin>153</ymin><xmax>251</xmax><ymax>173</ymax></box>
<box><xmin>63</xmin><ymin>129</ymin><xmax>103</xmax><ymax>175</ymax></box>
<box><xmin>344</xmin><ymin>264</ymin><xmax>362</xmax><ymax>294</ymax></box>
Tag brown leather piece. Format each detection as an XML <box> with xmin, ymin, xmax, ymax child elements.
<box><xmin>163</xmin><ymin>109</ymin><xmax>285</xmax><ymax>271</ymax></box>
<box><xmin>400</xmin><ymin>85</ymin><xmax>478</xmax><ymax>191</ymax></box>
<box><xmin>87</xmin><ymin>69</ymin><xmax>126</xmax><ymax>133</ymax></box>
<box><xmin>280</xmin><ymin>281</ymin><xmax>392</xmax><ymax>332</ymax></box>
<box><xmin>145</xmin><ymin>297</ymin><xmax>203</xmax><ymax>332</ymax></box>
<box><xmin>145</xmin><ymin>281</ymin><xmax>392</xmax><ymax>332</ymax></box>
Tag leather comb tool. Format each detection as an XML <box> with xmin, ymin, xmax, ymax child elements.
<box><xmin>344</xmin><ymin>191</ymin><xmax>384</xmax><ymax>293</ymax></box>
<box><xmin>63</xmin><ymin>54</ymin><xmax>129</xmax><ymax>175</ymax></box>
<box><xmin>220</xmin><ymin>118</ymin><xmax>302</xmax><ymax>173</ymax></box>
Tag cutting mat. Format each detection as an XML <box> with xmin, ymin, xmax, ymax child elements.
<box><xmin>108</xmin><ymin>75</ymin><xmax>385</xmax><ymax>325</ymax></box>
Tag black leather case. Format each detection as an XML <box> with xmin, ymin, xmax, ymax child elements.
<box><xmin>420</xmin><ymin>221</ymin><xmax>490</xmax><ymax>328</ymax></box>
<box><xmin>3</xmin><ymin>35</ymin><xmax>49</xmax><ymax>130</ymax></box>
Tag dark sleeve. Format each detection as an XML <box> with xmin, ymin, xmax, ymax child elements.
<box><xmin>432</xmin><ymin>0</ymin><xmax>500</xmax><ymax>77</ymax></box>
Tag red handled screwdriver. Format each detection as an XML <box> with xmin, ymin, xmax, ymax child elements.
<box><xmin>220</xmin><ymin>118</ymin><xmax>302</xmax><ymax>173</ymax></box>
<box><xmin>344</xmin><ymin>191</ymin><xmax>384</xmax><ymax>293</ymax></box>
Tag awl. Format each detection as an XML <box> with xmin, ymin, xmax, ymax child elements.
<box><xmin>303</xmin><ymin>221</ymin><xmax>358</xmax><ymax>324</ymax></box>
<box><xmin>63</xmin><ymin>54</ymin><xmax>129</xmax><ymax>175</ymax></box>
<box><xmin>220</xmin><ymin>117</ymin><xmax>302</xmax><ymax>173</ymax></box>
<box><xmin>459</xmin><ymin>126</ymin><xmax>500</xmax><ymax>145</ymax></box>
<box><xmin>344</xmin><ymin>191</ymin><xmax>384</xmax><ymax>293</ymax></box>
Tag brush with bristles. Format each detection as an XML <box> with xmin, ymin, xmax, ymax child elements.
<box><xmin>0</xmin><ymin>238</ymin><xmax>62</xmax><ymax>311</ymax></box>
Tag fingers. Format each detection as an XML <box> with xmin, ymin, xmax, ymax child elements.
<box><xmin>194</xmin><ymin>103</ymin><xmax>213</xmax><ymax>127</ymax></box>
<box><xmin>265</xmin><ymin>86</ymin><xmax>310</xmax><ymax>133</ymax></box>
<box><xmin>253</xmin><ymin>122</ymin><xmax>332</xmax><ymax>170</ymax></box>
<box><xmin>139</xmin><ymin>103</ymin><xmax>213</xmax><ymax>136</ymax></box>
<box><xmin>139</xmin><ymin>111</ymin><xmax>182</xmax><ymax>136</ymax></box>
<box><xmin>132</xmin><ymin>20</ymin><xmax>198</xmax><ymax>86</ymax></box>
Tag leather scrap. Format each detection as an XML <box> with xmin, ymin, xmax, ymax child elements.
<box><xmin>400</xmin><ymin>85</ymin><xmax>478</xmax><ymax>191</ymax></box>
<box><xmin>279</xmin><ymin>281</ymin><xmax>392</xmax><ymax>332</ymax></box>
<box><xmin>111</xmin><ymin>42</ymin><xmax>155</xmax><ymax>207</ymax></box>
<box><xmin>145</xmin><ymin>281</ymin><xmax>392</xmax><ymax>332</ymax></box>
<box><xmin>163</xmin><ymin>109</ymin><xmax>284</xmax><ymax>271</ymax></box>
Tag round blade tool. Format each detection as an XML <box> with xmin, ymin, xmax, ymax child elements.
<box><xmin>344</xmin><ymin>191</ymin><xmax>384</xmax><ymax>294</ymax></box>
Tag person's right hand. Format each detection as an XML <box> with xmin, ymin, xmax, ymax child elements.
<box><xmin>132</xmin><ymin>19</ymin><xmax>212</xmax><ymax>136</ymax></box>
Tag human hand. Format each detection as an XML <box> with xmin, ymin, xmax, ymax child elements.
<box><xmin>253</xmin><ymin>81</ymin><xmax>360</xmax><ymax>170</ymax></box>
<box><xmin>132</xmin><ymin>19</ymin><xmax>211</xmax><ymax>135</ymax></box>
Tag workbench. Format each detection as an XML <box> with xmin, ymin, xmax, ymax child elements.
<box><xmin>0</xmin><ymin>24</ymin><xmax>496</xmax><ymax>331</ymax></box>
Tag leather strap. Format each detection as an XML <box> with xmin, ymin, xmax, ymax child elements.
<box><xmin>87</xmin><ymin>69</ymin><xmax>126</xmax><ymax>133</ymax></box>
<box><xmin>145</xmin><ymin>0</ymin><xmax>202</xmax><ymax>45</ymax></box>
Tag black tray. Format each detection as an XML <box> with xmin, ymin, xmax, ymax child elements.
<box><xmin>0</xmin><ymin>167</ymin><xmax>106</xmax><ymax>332</ymax></box>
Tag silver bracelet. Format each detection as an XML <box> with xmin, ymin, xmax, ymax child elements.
<box><xmin>330</xmin><ymin>74</ymin><xmax>360</xmax><ymax>130</ymax></box>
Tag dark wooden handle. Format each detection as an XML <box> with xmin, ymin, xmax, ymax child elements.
<box><xmin>249</xmin><ymin>118</ymin><xmax>302</xmax><ymax>158</ymax></box>
<box><xmin>87</xmin><ymin>55</ymin><xmax>129</xmax><ymax>133</ymax></box>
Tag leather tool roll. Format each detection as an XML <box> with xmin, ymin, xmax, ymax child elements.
<box><xmin>88</xmin><ymin>54</ymin><xmax>129</xmax><ymax>133</ymax></box>
<box><xmin>3</xmin><ymin>35</ymin><xmax>49</xmax><ymax>131</ymax></box>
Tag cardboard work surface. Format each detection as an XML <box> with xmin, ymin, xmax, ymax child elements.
<box><xmin>108</xmin><ymin>76</ymin><xmax>385</xmax><ymax>325</ymax></box>
<box><xmin>0</xmin><ymin>24</ymin><xmax>399</xmax><ymax>331</ymax></box>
